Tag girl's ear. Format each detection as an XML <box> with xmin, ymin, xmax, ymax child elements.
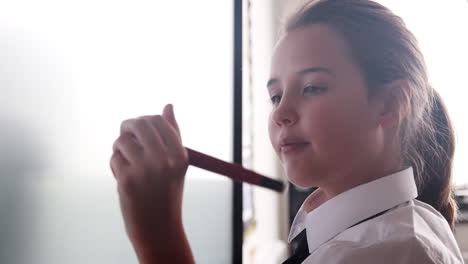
<box><xmin>377</xmin><ymin>80</ymin><xmax>410</xmax><ymax>129</ymax></box>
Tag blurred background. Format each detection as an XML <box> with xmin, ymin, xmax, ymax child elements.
<box><xmin>0</xmin><ymin>0</ymin><xmax>467</xmax><ymax>263</ymax></box>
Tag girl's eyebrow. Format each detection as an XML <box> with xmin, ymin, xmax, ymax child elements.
<box><xmin>267</xmin><ymin>67</ymin><xmax>333</xmax><ymax>89</ymax></box>
<box><xmin>297</xmin><ymin>67</ymin><xmax>333</xmax><ymax>76</ymax></box>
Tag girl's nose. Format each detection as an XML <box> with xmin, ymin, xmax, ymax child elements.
<box><xmin>271</xmin><ymin>99</ymin><xmax>298</xmax><ymax>127</ymax></box>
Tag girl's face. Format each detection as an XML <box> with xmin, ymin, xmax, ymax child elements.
<box><xmin>268</xmin><ymin>24</ymin><xmax>384</xmax><ymax>190</ymax></box>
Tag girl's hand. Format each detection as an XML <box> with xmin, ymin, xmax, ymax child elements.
<box><xmin>110</xmin><ymin>104</ymin><xmax>193</xmax><ymax>263</ymax></box>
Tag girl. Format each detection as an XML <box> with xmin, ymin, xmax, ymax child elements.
<box><xmin>110</xmin><ymin>0</ymin><xmax>465</xmax><ymax>263</ymax></box>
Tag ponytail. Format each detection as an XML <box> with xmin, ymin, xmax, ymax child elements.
<box><xmin>412</xmin><ymin>89</ymin><xmax>457</xmax><ymax>230</ymax></box>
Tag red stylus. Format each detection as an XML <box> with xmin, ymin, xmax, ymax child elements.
<box><xmin>130</xmin><ymin>135</ymin><xmax>284</xmax><ymax>192</ymax></box>
<box><xmin>186</xmin><ymin>147</ymin><xmax>284</xmax><ymax>193</ymax></box>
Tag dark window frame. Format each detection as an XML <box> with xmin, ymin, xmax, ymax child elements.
<box><xmin>233</xmin><ymin>0</ymin><xmax>243</xmax><ymax>263</ymax></box>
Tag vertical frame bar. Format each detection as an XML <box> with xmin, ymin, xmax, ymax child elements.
<box><xmin>233</xmin><ymin>0</ymin><xmax>243</xmax><ymax>263</ymax></box>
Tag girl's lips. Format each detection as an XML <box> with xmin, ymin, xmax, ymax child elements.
<box><xmin>280</xmin><ymin>142</ymin><xmax>309</xmax><ymax>153</ymax></box>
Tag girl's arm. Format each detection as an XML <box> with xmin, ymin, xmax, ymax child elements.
<box><xmin>110</xmin><ymin>104</ymin><xmax>194</xmax><ymax>263</ymax></box>
<box><xmin>131</xmin><ymin>218</ymin><xmax>194</xmax><ymax>264</ymax></box>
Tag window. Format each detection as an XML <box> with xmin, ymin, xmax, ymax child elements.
<box><xmin>0</xmin><ymin>1</ymin><xmax>235</xmax><ymax>263</ymax></box>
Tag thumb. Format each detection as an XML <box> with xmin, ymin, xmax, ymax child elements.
<box><xmin>162</xmin><ymin>104</ymin><xmax>181</xmax><ymax>136</ymax></box>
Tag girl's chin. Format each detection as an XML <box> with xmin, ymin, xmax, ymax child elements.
<box><xmin>286</xmin><ymin>171</ymin><xmax>317</xmax><ymax>188</ymax></box>
<box><xmin>284</xmin><ymin>162</ymin><xmax>329</xmax><ymax>188</ymax></box>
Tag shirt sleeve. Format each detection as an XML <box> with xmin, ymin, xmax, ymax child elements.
<box><xmin>302</xmin><ymin>236</ymin><xmax>462</xmax><ymax>264</ymax></box>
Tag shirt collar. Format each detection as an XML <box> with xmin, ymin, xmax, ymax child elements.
<box><xmin>288</xmin><ymin>167</ymin><xmax>418</xmax><ymax>253</ymax></box>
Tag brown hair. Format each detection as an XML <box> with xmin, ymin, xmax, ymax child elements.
<box><xmin>281</xmin><ymin>0</ymin><xmax>457</xmax><ymax>230</ymax></box>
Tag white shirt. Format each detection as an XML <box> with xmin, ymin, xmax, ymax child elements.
<box><xmin>287</xmin><ymin>167</ymin><xmax>465</xmax><ymax>264</ymax></box>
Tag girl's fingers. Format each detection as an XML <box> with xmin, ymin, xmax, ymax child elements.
<box><xmin>112</xmin><ymin>133</ymin><xmax>143</xmax><ymax>164</ymax></box>
<box><xmin>137</xmin><ymin>114</ymin><xmax>182</xmax><ymax>150</ymax></box>
<box><xmin>110</xmin><ymin>150</ymin><xmax>129</xmax><ymax>180</ymax></box>
<box><xmin>152</xmin><ymin>116</ymin><xmax>185</xmax><ymax>156</ymax></box>
<box><xmin>113</xmin><ymin>104</ymin><xmax>184</xmax><ymax>172</ymax></box>
<box><xmin>120</xmin><ymin>118</ymin><xmax>166</xmax><ymax>155</ymax></box>
<box><xmin>162</xmin><ymin>104</ymin><xmax>181</xmax><ymax>136</ymax></box>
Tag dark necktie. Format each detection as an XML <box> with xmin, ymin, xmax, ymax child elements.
<box><xmin>282</xmin><ymin>230</ymin><xmax>309</xmax><ymax>264</ymax></box>
<box><xmin>281</xmin><ymin>209</ymin><xmax>390</xmax><ymax>264</ymax></box>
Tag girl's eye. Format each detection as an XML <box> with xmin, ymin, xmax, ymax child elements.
<box><xmin>270</xmin><ymin>95</ymin><xmax>281</xmax><ymax>105</ymax></box>
<box><xmin>303</xmin><ymin>85</ymin><xmax>327</xmax><ymax>94</ymax></box>
<box><xmin>270</xmin><ymin>86</ymin><xmax>326</xmax><ymax>105</ymax></box>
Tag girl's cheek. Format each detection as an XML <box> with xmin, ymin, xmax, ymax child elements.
<box><xmin>309</xmin><ymin>105</ymin><xmax>356</xmax><ymax>150</ymax></box>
